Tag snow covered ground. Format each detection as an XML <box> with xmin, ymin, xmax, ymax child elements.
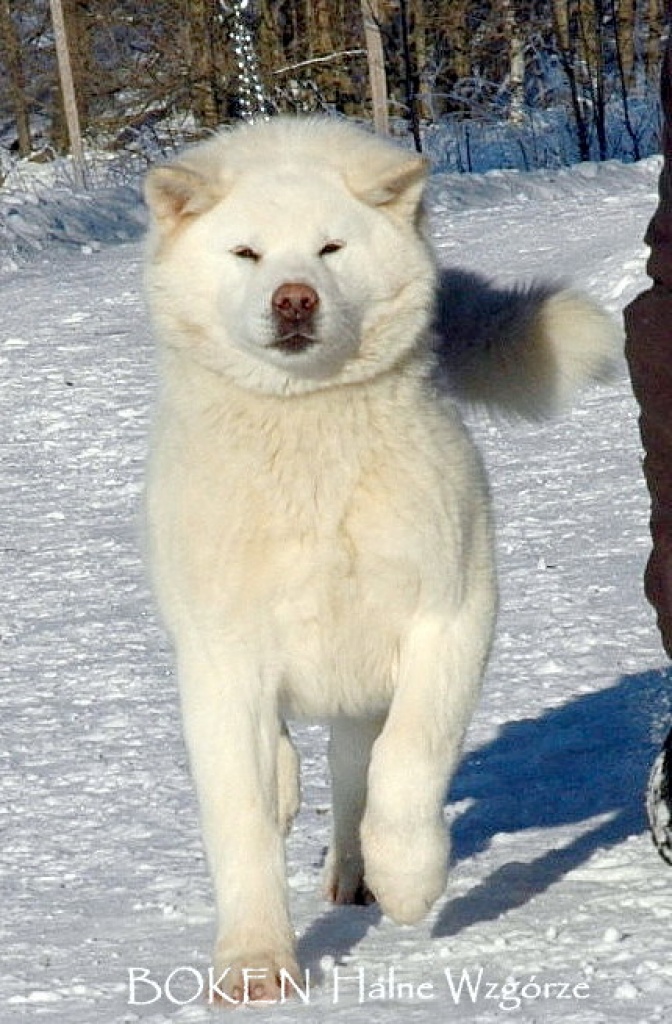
<box><xmin>2</xmin><ymin>154</ymin><xmax>672</xmax><ymax>1023</ymax></box>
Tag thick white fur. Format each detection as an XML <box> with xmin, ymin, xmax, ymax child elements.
<box><xmin>537</xmin><ymin>289</ymin><xmax>618</xmax><ymax>411</ymax></box>
<box><xmin>143</xmin><ymin>116</ymin><xmax>614</xmax><ymax>1002</ymax></box>
<box><xmin>431</xmin><ymin>269</ymin><xmax>619</xmax><ymax>420</ymax></box>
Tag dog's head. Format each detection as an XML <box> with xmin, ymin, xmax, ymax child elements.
<box><xmin>144</xmin><ymin>117</ymin><xmax>435</xmax><ymax>394</ymax></box>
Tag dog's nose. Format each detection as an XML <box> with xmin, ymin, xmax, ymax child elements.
<box><xmin>272</xmin><ymin>283</ymin><xmax>319</xmax><ymax>324</ymax></box>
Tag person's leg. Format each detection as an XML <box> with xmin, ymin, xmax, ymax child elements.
<box><xmin>623</xmin><ymin>33</ymin><xmax>672</xmax><ymax>865</ymax></box>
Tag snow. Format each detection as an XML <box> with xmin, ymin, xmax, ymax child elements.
<box><xmin>2</xmin><ymin>154</ymin><xmax>672</xmax><ymax>1023</ymax></box>
<box><xmin>0</xmin><ymin>154</ymin><xmax>146</xmax><ymax>273</ymax></box>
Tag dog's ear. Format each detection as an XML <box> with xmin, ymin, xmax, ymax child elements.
<box><xmin>348</xmin><ymin>151</ymin><xmax>429</xmax><ymax>217</ymax></box>
<box><xmin>144</xmin><ymin>164</ymin><xmax>221</xmax><ymax>230</ymax></box>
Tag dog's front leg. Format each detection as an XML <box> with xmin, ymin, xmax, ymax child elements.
<box><xmin>177</xmin><ymin>644</ymin><xmax>300</xmax><ymax>1003</ymax></box>
<box><xmin>360</xmin><ymin>612</ymin><xmax>491</xmax><ymax>925</ymax></box>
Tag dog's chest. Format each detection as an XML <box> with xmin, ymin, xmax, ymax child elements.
<box><xmin>258</xmin><ymin>465</ymin><xmax>427</xmax><ymax>715</ymax></box>
<box><xmin>221</xmin><ymin>414</ymin><xmax>429</xmax><ymax>605</ymax></box>
<box><xmin>240</xmin><ymin>430</ymin><xmax>461</xmax><ymax>711</ymax></box>
<box><xmin>151</xmin><ymin>384</ymin><xmax>473</xmax><ymax>715</ymax></box>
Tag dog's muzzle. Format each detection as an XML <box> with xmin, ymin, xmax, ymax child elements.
<box><xmin>271</xmin><ymin>283</ymin><xmax>320</xmax><ymax>354</ymax></box>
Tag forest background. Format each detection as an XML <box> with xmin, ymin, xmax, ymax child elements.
<box><xmin>0</xmin><ymin>1</ymin><xmax>668</xmax><ymax>177</ymax></box>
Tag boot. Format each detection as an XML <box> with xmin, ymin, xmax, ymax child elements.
<box><xmin>647</xmin><ymin>725</ymin><xmax>672</xmax><ymax>865</ymax></box>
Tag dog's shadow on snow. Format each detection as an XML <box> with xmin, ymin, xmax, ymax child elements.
<box><xmin>298</xmin><ymin>903</ymin><xmax>382</xmax><ymax>981</ymax></box>
<box><xmin>432</xmin><ymin>667</ymin><xmax>671</xmax><ymax>937</ymax></box>
<box><xmin>297</xmin><ymin>670</ymin><xmax>670</xmax><ymax>967</ymax></box>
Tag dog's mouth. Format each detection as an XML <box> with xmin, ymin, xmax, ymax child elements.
<box><xmin>270</xmin><ymin>333</ymin><xmax>318</xmax><ymax>355</ymax></box>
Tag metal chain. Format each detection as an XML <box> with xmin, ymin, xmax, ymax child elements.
<box><xmin>224</xmin><ymin>0</ymin><xmax>270</xmax><ymax>123</ymax></box>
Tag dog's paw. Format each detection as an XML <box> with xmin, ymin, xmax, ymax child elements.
<box><xmin>323</xmin><ymin>848</ymin><xmax>376</xmax><ymax>906</ymax></box>
<box><xmin>211</xmin><ymin>946</ymin><xmax>303</xmax><ymax>1005</ymax></box>
<box><xmin>360</xmin><ymin>816</ymin><xmax>448</xmax><ymax>925</ymax></box>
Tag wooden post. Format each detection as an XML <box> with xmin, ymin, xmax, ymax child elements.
<box><xmin>49</xmin><ymin>0</ymin><xmax>86</xmax><ymax>186</ymax></box>
<box><xmin>361</xmin><ymin>0</ymin><xmax>389</xmax><ymax>135</ymax></box>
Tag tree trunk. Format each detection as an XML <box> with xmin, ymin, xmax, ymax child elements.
<box><xmin>503</xmin><ymin>0</ymin><xmax>526</xmax><ymax>124</ymax></box>
<box><xmin>314</xmin><ymin>0</ymin><xmax>335</xmax><ymax>54</ymax></box>
<box><xmin>49</xmin><ymin>0</ymin><xmax>86</xmax><ymax>184</ymax></box>
<box><xmin>188</xmin><ymin>0</ymin><xmax>221</xmax><ymax>128</ymax></box>
<box><xmin>0</xmin><ymin>0</ymin><xmax>31</xmax><ymax>155</ymax></box>
<box><xmin>551</xmin><ymin>0</ymin><xmax>591</xmax><ymax>161</ymax></box>
<box><xmin>399</xmin><ymin>0</ymin><xmax>422</xmax><ymax>150</ymax></box>
<box><xmin>258</xmin><ymin>0</ymin><xmax>284</xmax><ymax>70</ymax></box>
<box><xmin>411</xmin><ymin>0</ymin><xmax>429</xmax><ymax>119</ymax></box>
<box><xmin>614</xmin><ymin>0</ymin><xmax>637</xmax><ymax>89</ymax></box>
<box><xmin>645</xmin><ymin>0</ymin><xmax>666</xmax><ymax>82</ymax></box>
<box><xmin>610</xmin><ymin>0</ymin><xmax>641</xmax><ymax>159</ymax></box>
<box><xmin>361</xmin><ymin>0</ymin><xmax>389</xmax><ymax>134</ymax></box>
<box><xmin>579</xmin><ymin>0</ymin><xmax>607</xmax><ymax>160</ymax></box>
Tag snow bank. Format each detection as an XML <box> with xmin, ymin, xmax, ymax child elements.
<box><xmin>0</xmin><ymin>143</ymin><xmax>661</xmax><ymax>276</ymax></box>
<box><xmin>427</xmin><ymin>155</ymin><xmax>661</xmax><ymax>213</ymax></box>
<box><xmin>0</xmin><ymin>155</ymin><xmax>147</xmax><ymax>273</ymax></box>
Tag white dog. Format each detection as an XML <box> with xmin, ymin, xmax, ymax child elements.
<box><xmin>143</xmin><ymin>116</ymin><xmax>616</xmax><ymax>1003</ymax></box>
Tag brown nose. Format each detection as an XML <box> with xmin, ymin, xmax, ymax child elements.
<box><xmin>272</xmin><ymin>283</ymin><xmax>320</xmax><ymax>324</ymax></box>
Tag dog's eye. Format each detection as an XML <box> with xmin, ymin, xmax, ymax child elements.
<box><xmin>231</xmin><ymin>246</ymin><xmax>261</xmax><ymax>262</ymax></box>
<box><xmin>319</xmin><ymin>241</ymin><xmax>345</xmax><ymax>257</ymax></box>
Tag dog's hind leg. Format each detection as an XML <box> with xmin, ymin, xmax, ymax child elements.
<box><xmin>277</xmin><ymin>720</ymin><xmax>300</xmax><ymax>836</ymax></box>
<box><xmin>323</xmin><ymin>714</ymin><xmax>385</xmax><ymax>906</ymax></box>
<box><xmin>360</xmin><ymin>605</ymin><xmax>494</xmax><ymax>925</ymax></box>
